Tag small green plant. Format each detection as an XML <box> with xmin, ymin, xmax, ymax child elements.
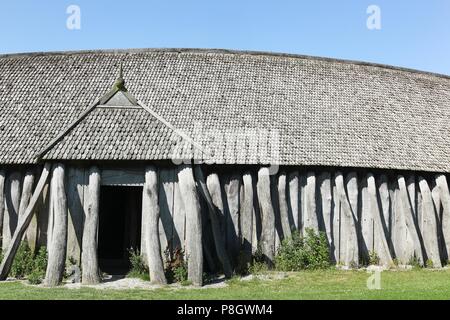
<box><xmin>127</xmin><ymin>248</ymin><xmax>149</xmax><ymax>281</ymax></box>
<box><xmin>408</xmin><ymin>255</ymin><xmax>422</xmax><ymax>269</ymax></box>
<box><xmin>368</xmin><ymin>251</ymin><xmax>380</xmax><ymax>266</ymax></box>
<box><xmin>11</xmin><ymin>242</ymin><xmax>34</xmax><ymax>279</ymax></box>
<box><xmin>275</xmin><ymin>229</ymin><xmax>330</xmax><ymax>271</ymax></box>
<box><xmin>165</xmin><ymin>247</ymin><xmax>188</xmax><ymax>284</ymax></box>
<box><xmin>426</xmin><ymin>259</ymin><xmax>434</xmax><ymax>269</ymax></box>
<box><xmin>27</xmin><ymin>269</ymin><xmax>43</xmax><ymax>285</ymax></box>
<box><xmin>28</xmin><ymin>246</ymin><xmax>48</xmax><ymax>284</ymax></box>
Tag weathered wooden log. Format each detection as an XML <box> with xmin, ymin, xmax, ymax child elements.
<box><xmin>337</xmin><ymin>172</ymin><xmax>358</xmax><ymax>267</ymax></box>
<box><xmin>332</xmin><ymin>175</ymin><xmax>341</xmax><ymax>262</ymax></box>
<box><xmin>18</xmin><ymin>171</ymin><xmax>35</xmax><ymax>218</ymax></box>
<box><xmin>0</xmin><ymin>163</ymin><xmax>51</xmax><ymax>280</ymax></box>
<box><xmin>178</xmin><ymin>165</ymin><xmax>203</xmax><ymax>286</ymax></box>
<box><xmin>44</xmin><ymin>164</ymin><xmax>68</xmax><ymax>286</ymax></box>
<box><xmin>257</xmin><ymin>168</ymin><xmax>276</xmax><ymax>266</ymax></box>
<box><xmin>436</xmin><ymin>175</ymin><xmax>450</xmax><ymax>259</ymax></box>
<box><xmin>367</xmin><ymin>174</ymin><xmax>393</xmax><ymax>266</ymax></box>
<box><xmin>173</xmin><ymin>178</ymin><xmax>186</xmax><ymax>251</ymax></box>
<box><xmin>418</xmin><ymin>177</ymin><xmax>441</xmax><ymax>267</ymax></box>
<box><xmin>66</xmin><ymin>168</ymin><xmax>85</xmax><ymax>264</ymax></box>
<box><xmin>0</xmin><ymin>170</ymin><xmax>5</xmax><ymax>249</ymax></box>
<box><xmin>407</xmin><ymin>175</ymin><xmax>417</xmax><ymax>222</ymax></box>
<box><xmin>377</xmin><ymin>175</ymin><xmax>391</xmax><ymax>238</ymax></box>
<box><xmin>195</xmin><ymin>169</ymin><xmax>232</xmax><ymax>278</ymax></box>
<box><xmin>278</xmin><ymin>173</ymin><xmax>291</xmax><ymax>239</ymax></box>
<box><xmin>19</xmin><ymin>170</ymin><xmax>36</xmax><ymax>251</ymax></box>
<box><xmin>81</xmin><ymin>167</ymin><xmax>101</xmax><ymax>285</ymax></box>
<box><xmin>360</xmin><ymin>177</ymin><xmax>372</xmax><ymax>261</ymax></box>
<box><xmin>3</xmin><ymin>172</ymin><xmax>21</xmax><ymax>251</ymax></box>
<box><xmin>288</xmin><ymin>171</ymin><xmax>299</xmax><ymax>230</ymax></box>
<box><xmin>431</xmin><ymin>181</ymin><xmax>445</xmax><ymax>259</ymax></box>
<box><xmin>158</xmin><ymin>169</ymin><xmax>175</xmax><ymax>260</ymax></box>
<box><xmin>223</xmin><ymin>174</ymin><xmax>240</xmax><ymax>264</ymax></box>
<box><xmin>303</xmin><ymin>172</ymin><xmax>318</xmax><ymax>232</ymax></box>
<box><xmin>36</xmin><ymin>183</ymin><xmax>50</xmax><ymax>248</ymax></box>
<box><xmin>240</xmin><ymin>173</ymin><xmax>253</xmax><ymax>264</ymax></box>
<box><xmin>318</xmin><ymin>172</ymin><xmax>333</xmax><ymax>261</ymax></box>
<box><xmin>397</xmin><ymin>176</ymin><xmax>423</xmax><ymax>264</ymax></box>
<box><xmin>143</xmin><ymin>167</ymin><xmax>166</xmax><ymax>284</ymax></box>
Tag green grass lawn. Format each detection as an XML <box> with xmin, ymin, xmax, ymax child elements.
<box><xmin>0</xmin><ymin>268</ymin><xmax>449</xmax><ymax>300</ymax></box>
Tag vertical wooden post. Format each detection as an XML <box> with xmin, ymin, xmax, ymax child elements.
<box><xmin>19</xmin><ymin>170</ymin><xmax>35</xmax><ymax>250</ymax></box>
<box><xmin>436</xmin><ymin>175</ymin><xmax>450</xmax><ymax>259</ymax></box>
<box><xmin>81</xmin><ymin>166</ymin><xmax>101</xmax><ymax>284</ymax></box>
<box><xmin>303</xmin><ymin>172</ymin><xmax>318</xmax><ymax>232</ymax></box>
<box><xmin>240</xmin><ymin>172</ymin><xmax>253</xmax><ymax>265</ymax></box>
<box><xmin>0</xmin><ymin>170</ymin><xmax>5</xmax><ymax>249</ymax></box>
<box><xmin>277</xmin><ymin>173</ymin><xmax>291</xmax><ymax>239</ymax></box>
<box><xmin>318</xmin><ymin>172</ymin><xmax>333</xmax><ymax>260</ymax></box>
<box><xmin>45</xmin><ymin>164</ymin><xmax>68</xmax><ymax>286</ymax></box>
<box><xmin>224</xmin><ymin>174</ymin><xmax>240</xmax><ymax>264</ymax></box>
<box><xmin>142</xmin><ymin>166</ymin><xmax>167</xmax><ymax>284</ymax></box>
<box><xmin>256</xmin><ymin>167</ymin><xmax>275</xmax><ymax>266</ymax></box>
<box><xmin>418</xmin><ymin>177</ymin><xmax>441</xmax><ymax>267</ymax></box>
<box><xmin>287</xmin><ymin>171</ymin><xmax>299</xmax><ymax>230</ymax></box>
<box><xmin>178</xmin><ymin>165</ymin><xmax>203</xmax><ymax>286</ymax></box>
<box><xmin>3</xmin><ymin>172</ymin><xmax>21</xmax><ymax>251</ymax></box>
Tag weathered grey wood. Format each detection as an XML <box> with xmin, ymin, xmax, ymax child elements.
<box><xmin>240</xmin><ymin>173</ymin><xmax>253</xmax><ymax>264</ymax></box>
<box><xmin>19</xmin><ymin>171</ymin><xmax>35</xmax><ymax>251</ymax></box>
<box><xmin>332</xmin><ymin>175</ymin><xmax>340</xmax><ymax>262</ymax></box>
<box><xmin>3</xmin><ymin>172</ymin><xmax>21</xmax><ymax>251</ymax></box>
<box><xmin>45</xmin><ymin>164</ymin><xmax>68</xmax><ymax>286</ymax></box>
<box><xmin>257</xmin><ymin>168</ymin><xmax>276</xmax><ymax>266</ymax></box>
<box><xmin>337</xmin><ymin>172</ymin><xmax>358</xmax><ymax>267</ymax></box>
<box><xmin>303</xmin><ymin>172</ymin><xmax>318</xmax><ymax>232</ymax></box>
<box><xmin>277</xmin><ymin>173</ymin><xmax>291</xmax><ymax>239</ymax></box>
<box><xmin>288</xmin><ymin>171</ymin><xmax>299</xmax><ymax>230</ymax></box>
<box><xmin>360</xmin><ymin>177</ymin><xmax>372</xmax><ymax>260</ymax></box>
<box><xmin>398</xmin><ymin>176</ymin><xmax>424</xmax><ymax>264</ymax></box>
<box><xmin>66</xmin><ymin>167</ymin><xmax>85</xmax><ymax>264</ymax></box>
<box><xmin>431</xmin><ymin>181</ymin><xmax>444</xmax><ymax>259</ymax></box>
<box><xmin>178</xmin><ymin>165</ymin><xmax>203</xmax><ymax>286</ymax></box>
<box><xmin>195</xmin><ymin>169</ymin><xmax>232</xmax><ymax>278</ymax></box>
<box><xmin>223</xmin><ymin>174</ymin><xmax>240</xmax><ymax>262</ymax></box>
<box><xmin>142</xmin><ymin>167</ymin><xmax>167</xmax><ymax>284</ymax></box>
<box><xmin>0</xmin><ymin>163</ymin><xmax>51</xmax><ymax>280</ymax></box>
<box><xmin>158</xmin><ymin>168</ymin><xmax>175</xmax><ymax>260</ymax></box>
<box><xmin>36</xmin><ymin>183</ymin><xmax>50</xmax><ymax>248</ymax></box>
<box><xmin>0</xmin><ymin>171</ymin><xmax>5</xmax><ymax>249</ymax></box>
<box><xmin>368</xmin><ymin>174</ymin><xmax>393</xmax><ymax>266</ymax></box>
<box><xmin>81</xmin><ymin>167</ymin><xmax>101</xmax><ymax>285</ymax></box>
<box><xmin>251</xmin><ymin>173</ymin><xmax>261</xmax><ymax>255</ymax></box>
<box><xmin>407</xmin><ymin>175</ymin><xmax>417</xmax><ymax>222</ymax></box>
<box><xmin>436</xmin><ymin>175</ymin><xmax>450</xmax><ymax>259</ymax></box>
<box><xmin>418</xmin><ymin>177</ymin><xmax>441</xmax><ymax>267</ymax></box>
<box><xmin>318</xmin><ymin>172</ymin><xmax>333</xmax><ymax>260</ymax></box>
<box><xmin>173</xmin><ymin>177</ymin><xmax>186</xmax><ymax>251</ymax></box>
<box><xmin>377</xmin><ymin>175</ymin><xmax>391</xmax><ymax>238</ymax></box>
<box><xmin>101</xmin><ymin>169</ymin><xmax>145</xmax><ymax>186</ymax></box>
<box><xmin>392</xmin><ymin>181</ymin><xmax>408</xmax><ymax>264</ymax></box>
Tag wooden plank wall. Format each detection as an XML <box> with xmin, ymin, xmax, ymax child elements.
<box><xmin>1</xmin><ymin>166</ymin><xmax>450</xmax><ymax>271</ymax></box>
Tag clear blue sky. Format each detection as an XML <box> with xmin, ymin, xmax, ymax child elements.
<box><xmin>1</xmin><ymin>0</ymin><xmax>450</xmax><ymax>75</ymax></box>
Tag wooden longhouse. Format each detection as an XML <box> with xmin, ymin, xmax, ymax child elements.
<box><xmin>0</xmin><ymin>49</ymin><xmax>449</xmax><ymax>286</ymax></box>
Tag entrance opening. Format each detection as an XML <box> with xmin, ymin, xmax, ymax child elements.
<box><xmin>98</xmin><ymin>186</ymin><xmax>142</xmax><ymax>274</ymax></box>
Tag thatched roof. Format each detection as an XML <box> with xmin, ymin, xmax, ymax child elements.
<box><xmin>0</xmin><ymin>48</ymin><xmax>449</xmax><ymax>173</ymax></box>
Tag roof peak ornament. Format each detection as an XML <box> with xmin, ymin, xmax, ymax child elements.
<box><xmin>112</xmin><ymin>62</ymin><xmax>126</xmax><ymax>91</ymax></box>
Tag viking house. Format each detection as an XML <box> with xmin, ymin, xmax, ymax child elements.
<box><xmin>0</xmin><ymin>49</ymin><xmax>449</xmax><ymax>286</ymax></box>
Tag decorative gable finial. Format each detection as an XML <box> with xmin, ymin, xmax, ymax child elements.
<box><xmin>113</xmin><ymin>61</ymin><xmax>126</xmax><ymax>91</ymax></box>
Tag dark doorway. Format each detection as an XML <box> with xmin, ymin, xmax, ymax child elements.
<box><xmin>98</xmin><ymin>186</ymin><xmax>142</xmax><ymax>274</ymax></box>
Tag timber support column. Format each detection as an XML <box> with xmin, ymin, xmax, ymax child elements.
<box><xmin>45</xmin><ymin>163</ymin><xmax>68</xmax><ymax>286</ymax></box>
<box><xmin>178</xmin><ymin>165</ymin><xmax>203</xmax><ymax>286</ymax></box>
<box><xmin>0</xmin><ymin>170</ymin><xmax>5</xmax><ymax>249</ymax></box>
<box><xmin>81</xmin><ymin>166</ymin><xmax>101</xmax><ymax>284</ymax></box>
<box><xmin>142</xmin><ymin>166</ymin><xmax>167</xmax><ymax>284</ymax></box>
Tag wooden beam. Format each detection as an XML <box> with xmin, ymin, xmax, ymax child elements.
<box><xmin>195</xmin><ymin>168</ymin><xmax>232</xmax><ymax>278</ymax></box>
<box><xmin>224</xmin><ymin>174</ymin><xmax>240</xmax><ymax>263</ymax></box>
<box><xmin>45</xmin><ymin>164</ymin><xmax>68</xmax><ymax>286</ymax></box>
<box><xmin>436</xmin><ymin>175</ymin><xmax>450</xmax><ymax>259</ymax></box>
<box><xmin>0</xmin><ymin>170</ymin><xmax>5</xmax><ymax>249</ymax></box>
<box><xmin>240</xmin><ymin>172</ymin><xmax>253</xmax><ymax>265</ymax></box>
<box><xmin>277</xmin><ymin>173</ymin><xmax>291</xmax><ymax>239</ymax></box>
<box><xmin>143</xmin><ymin>166</ymin><xmax>167</xmax><ymax>284</ymax></box>
<box><xmin>287</xmin><ymin>171</ymin><xmax>299</xmax><ymax>230</ymax></box>
<box><xmin>318</xmin><ymin>172</ymin><xmax>333</xmax><ymax>261</ymax></box>
<box><xmin>0</xmin><ymin>163</ymin><xmax>51</xmax><ymax>280</ymax></box>
<box><xmin>81</xmin><ymin>167</ymin><xmax>101</xmax><ymax>284</ymax></box>
<box><xmin>256</xmin><ymin>168</ymin><xmax>275</xmax><ymax>266</ymax></box>
<box><xmin>3</xmin><ymin>172</ymin><xmax>21</xmax><ymax>251</ymax></box>
<box><xmin>178</xmin><ymin>165</ymin><xmax>203</xmax><ymax>286</ymax></box>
